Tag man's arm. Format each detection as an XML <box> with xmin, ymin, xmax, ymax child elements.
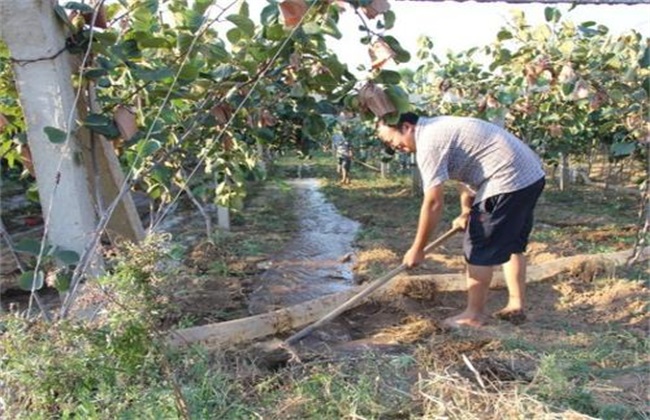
<box><xmin>453</xmin><ymin>183</ymin><xmax>475</xmax><ymax>230</ymax></box>
<box><xmin>403</xmin><ymin>184</ymin><xmax>444</xmax><ymax>268</ymax></box>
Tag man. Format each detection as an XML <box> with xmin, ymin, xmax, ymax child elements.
<box><xmin>333</xmin><ymin>127</ymin><xmax>353</xmax><ymax>184</ymax></box>
<box><xmin>377</xmin><ymin>112</ymin><xmax>545</xmax><ymax>329</ymax></box>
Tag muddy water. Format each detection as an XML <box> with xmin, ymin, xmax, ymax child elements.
<box><xmin>248</xmin><ymin>178</ymin><xmax>360</xmax><ymax>315</ymax></box>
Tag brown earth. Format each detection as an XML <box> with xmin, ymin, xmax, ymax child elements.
<box><xmin>175</xmin><ymin>175</ymin><xmax>647</xmax><ymax>375</ymax></box>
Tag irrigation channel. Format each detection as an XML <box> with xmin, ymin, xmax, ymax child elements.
<box><xmin>248</xmin><ymin>178</ymin><xmax>360</xmax><ymax>315</ymax></box>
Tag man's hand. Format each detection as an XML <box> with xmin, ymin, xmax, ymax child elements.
<box><xmin>452</xmin><ymin>213</ymin><xmax>470</xmax><ymax>231</ymax></box>
<box><xmin>403</xmin><ymin>246</ymin><xmax>424</xmax><ymax>268</ymax></box>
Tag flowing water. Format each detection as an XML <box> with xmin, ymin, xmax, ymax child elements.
<box><xmin>248</xmin><ymin>178</ymin><xmax>360</xmax><ymax>314</ymax></box>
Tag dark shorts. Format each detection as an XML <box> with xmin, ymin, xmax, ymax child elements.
<box><xmin>463</xmin><ymin>177</ymin><xmax>545</xmax><ymax>266</ymax></box>
<box><xmin>338</xmin><ymin>157</ymin><xmax>351</xmax><ymax>172</ymax></box>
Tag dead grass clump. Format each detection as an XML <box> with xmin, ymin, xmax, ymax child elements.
<box><xmin>416</xmin><ymin>372</ymin><xmax>593</xmax><ymax>419</ymax></box>
<box><xmin>353</xmin><ymin>247</ymin><xmax>400</xmax><ymax>283</ymax></box>
<box><xmin>185</xmin><ymin>241</ymin><xmax>229</xmax><ymax>273</ymax></box>
<box><xmin>415</xmin><ymin>337</ymin><xmax>494</xmax><ymax>370</ymax></box>
<box><xmin>373</xmin><ymin>315</ymin><xmax>438</xmax><ymax>344</ymax></box>
<box><xmin>388</xmin><ymin>276</ymin><xmax>438</xmax><ymax>301</ymax></box>
<box><xmin>568</xmin><ymin>258</ymin><xmax>611</xmax><ymax>282</ymax></box>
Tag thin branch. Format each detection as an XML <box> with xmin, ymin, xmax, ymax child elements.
<box><xmin>461</xmin><ymin>353</ymin><xmax>486</xmax><ymax>389</ymax></box>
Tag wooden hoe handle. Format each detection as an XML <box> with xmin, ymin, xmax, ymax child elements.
<box><xmin>285</xmin><ymin>226</ymin><xmax>461</xmax><ymax>345</ymax></box>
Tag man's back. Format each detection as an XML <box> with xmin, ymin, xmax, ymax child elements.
<box><xmin>415</xmin><ymin>116</ymin><xmax>544</xmax><ymax>202</ymax></box>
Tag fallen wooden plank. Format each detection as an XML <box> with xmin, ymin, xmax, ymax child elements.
<box><xmin>406</xmin><ymin>247</ymin><xmax>650</xmax><ymax>292</ymax></box>
<box><xmin>168</xmin><ymin>287</ymin><xmax>362</xmax><ymax>348</ymax></box>
<box><xmin>168</xmin><ymin>247</ymin><xmax>649</xmax><ymax>348</ymax></box>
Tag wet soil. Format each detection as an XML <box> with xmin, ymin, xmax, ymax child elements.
<box><xmin>247</xmin><ymin>178</ymin><xmax>359</xmax><ymax>314</ymax></box>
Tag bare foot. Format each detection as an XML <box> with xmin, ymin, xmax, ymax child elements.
<box><xmin>442</xmin><ymin>312</ymin><xmax>488</xmax><ymax>330</ymax></box>
<box><xmin>493</xmin><ymin>308</ymin><xmax>527</xmax><ymax>325</ymax></box>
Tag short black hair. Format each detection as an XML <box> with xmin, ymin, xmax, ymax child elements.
<box><xmin>382</xmin><ymin>112</ymin><xmax>419</xmax><ymax>128</ymax></box>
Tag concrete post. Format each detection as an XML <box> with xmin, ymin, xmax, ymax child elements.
<box><xmin>0</xmin><ymin>0</ymin><xmax>102</xmax><ymax>274</ymax></box>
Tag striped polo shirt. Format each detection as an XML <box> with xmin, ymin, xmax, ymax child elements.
<box><xmin>415</xmin><ymin>116</ymin><xmax>544</xmax><ymax>203</ymax></box>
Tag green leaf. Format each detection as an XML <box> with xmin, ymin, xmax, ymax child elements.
<box><xmin>302</xmin><ymin>22</ymin><xmax>321</xmax><ymax>35</ymax></box>
<box><xmin>544</xmin><ymin>7</ymin><xmax>560</xmax><ymax>23</ymax></box>
<box><xmin>497</xmin><ymin>30</ymin><xmax>513</xmax><ymax>41</ymax></box>
<box><xmin>383</xmin><ymin>35</ymin><xmax>411</xmax><ymax>63</ymax></box>
<box><xmin>53</xmin><ymin>271</ymin><xmax>71</xmax><ymax>293</ymax></box>
<box><xmin>544</xmin><ymin>7</ymin><xmax>553</xmax><ymax>22</ymax></box>
<box><xmin>19</xmin><ymin>270</ymin><xmax>44</xmax><ymax>291</ymax></box>
<box><xmin>394</xmin><ymin>49</ymin><xmax>411</xmax><ymax>64</ymax></box>
<box><xmin>114</xmin><ymin>39</ymin><xmax>141</xmax><ymax>60</ymax></box>
<box><xmin>178</xmin><ymin>62</ymin><xmax>201</xmax><ymax>81</ymax></box>
<box><xmin>255</xmin><ymin>127</ymin><xmax>275</xmax><ymax>142</ymax></box>
<box><xmin>383</xmin><ymin>11</ymin><xmax>395</xmax><ymax>30</ymax></box>
<box><xmin>193</xmin><ymin>0</ymin><xmax>213</xmax><ymax>16</ymax></box>
<box><xmin>97</xmin><ymin>78</ymin><xmax>112</xmax><ymax>88</ymax></box>
<box><xmin>261</xmin><ymin>4</ymin><xmax>279</xmax><ymax>26</ymax></box>
<box><xmin>54</xmin><ymin>249</ymin><xmax>80</xmax><ymax>266</ymax></box>
<box><xmin>321</xmin><ymin>18</ymin><xmax>342</xmax><ymax>39</ymax></box>
<box><xmin>264</xmin><ymin>23</ymin><xmax>285</xmax><ymax>41</ymax></box>
<box><xmin>53</xmin><ymin>5</ymin><xmax>77</xmax><ymax>33</ymax></box>
<box><xmin>63</xmin><ymin>1</ymin><xmax>94</xmax><ymax>13</ymax></box>
<box><xmin>83</xmin><ymin>68</ymin><xmax>108</xmax><ymax>79</ymax></box>
<box><xmin>227</xmin><ymin>28</ymin><xmax>242</xmax><ymax>44</ymax></box>
<box><xmin>15</xmin><ymin>238</ymin><xmax>43</xmax><ymax>255</ymax></box>
<box><xmin>375</xmin><ymin>70</ymin><xmax>401</xmax><ymax>85</ymax></box>
<box><xmin>131</xmin><ymin>67</ymin><xmax>174</xmax><ymax>82</ymax></box>
<box><xmin>211</xmin><ymin>64</ymin><xmax>238</xmax><ymax>81</ymax></box>
<box><xmin>137</xmin><ymin>35</ymin><xmax>172</xmax><ymax>49</ymax></box>
<box><xmin>610</xmin><ymin>142</ymin><xmax>636</xmax><ymax>157</ymax></box>
<box><xmin>96</xmin><ymin>56</ymin><xmax>115</xmax><ymax>70</ymax></box>
<box><xmin>137</xmin><ymin>139</ymin><xmax>162</xmax><ymax>157</ymax></box>
<box><xmin>44</xmin><ymin>126</ymin><xmax>67</xmax><ymax>144</ymax></box>
<box><xmin>385</xmin><ymin>85</ymin><xmax>411</xmax><ymax>113</ymax></box>
<box><xmin>315</xmin><ymin>101</ymin><xmax>338</xmax><ymax>115</ymax></box>
<box><xmin>562</xmin><ymin>81</ymin><xmax>576</xmax><ymax>96</ymax></box>
<box><xmin>227</xmin><ymin>14</ymin><xmax>255</xmax><ymax>38</ymax></box>
<box><xmin>83</xmin><ymin>114</ymin><xmax>121</xmax><ymax>139</ymax></box>
<box><xmin>239</xmin><ymin>0</ymin><xmax>250</xmax><ymax>17</ymax></box>
<box><xmin>210</xmin><ymin>44</ymin><xmax>230</xmax><ymax>62</ymax></box>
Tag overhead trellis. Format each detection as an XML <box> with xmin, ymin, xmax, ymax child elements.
<box><xmin>394</xmin><ymin>0</ymin><xmax>649</xmax><ymax>5</ymax></box>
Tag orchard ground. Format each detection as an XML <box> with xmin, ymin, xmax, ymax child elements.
<box><xmin>1</xmin><ymin>151</ymin><xmax>648</xmax><ymax>419</ymax></box>
<box><xmin>170</xmin><ymin>152</ymin><xmax>649</xmax><ymax>418</ymax></box>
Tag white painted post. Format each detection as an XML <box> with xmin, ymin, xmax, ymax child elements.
<box><xmin>380</xmin><ymin>162</ymin><xmax>390</xmax><ymax>178</ymax></box>
<box><xmin>217</xmin><ymin>206</ymin><xmax>230</xmax><ymax>231</ymax></box>
<box><xmin>559</xmin><ymin>152</ymin><xmax>569</xmax><ymax>191</ymax></box>
<box><xmin>0</xmin><ymin>0</ymin><xmax>102</xmax><ymax>273</ymax></box>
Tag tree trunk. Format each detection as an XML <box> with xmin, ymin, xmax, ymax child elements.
<box><xmin>0</xmin><ymin>0</ymin><xmax>102</xmax><ymax>274</ymax></box>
